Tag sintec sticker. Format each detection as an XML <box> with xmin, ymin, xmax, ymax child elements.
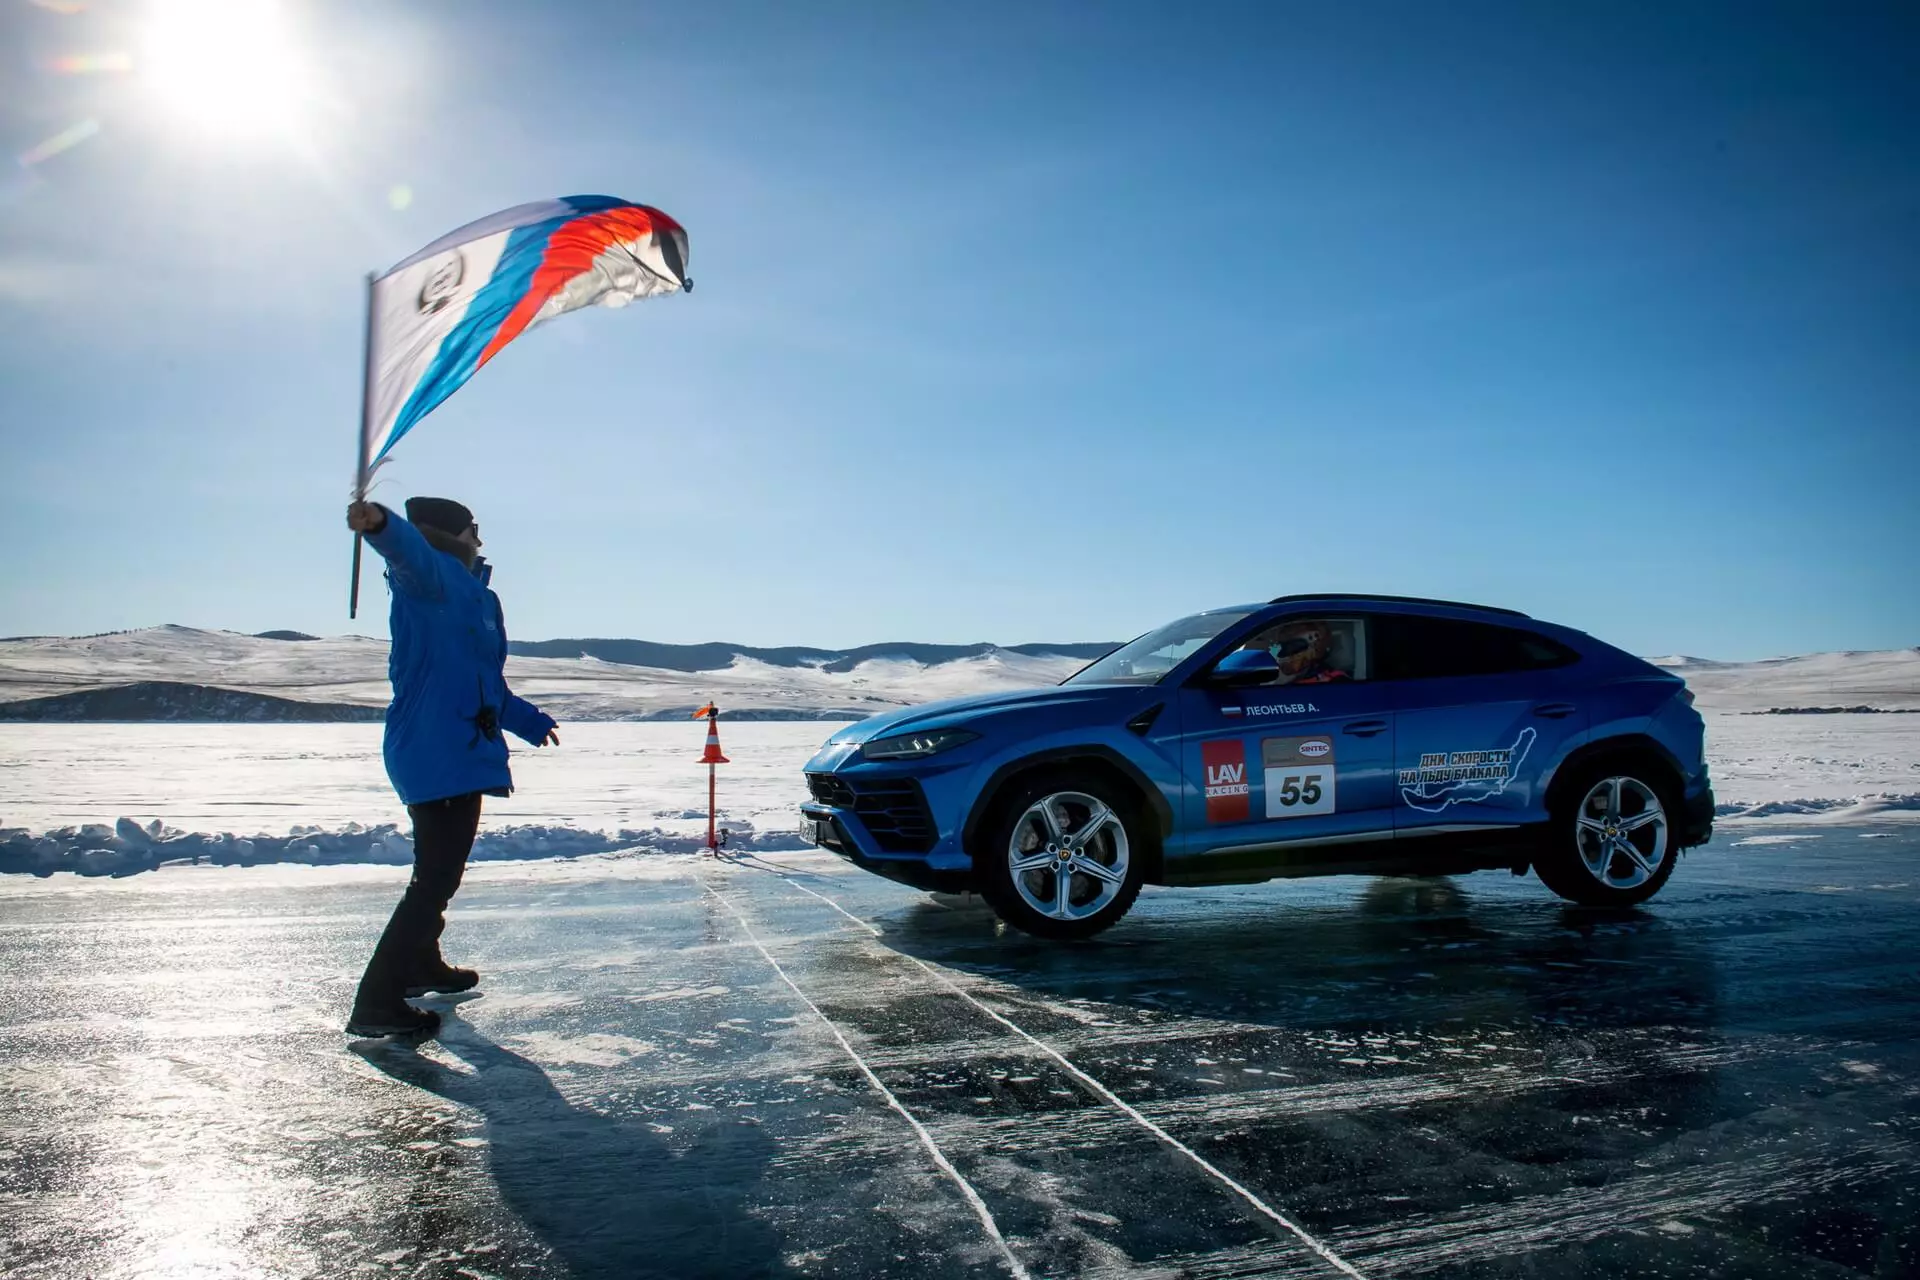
<box><xmin>1263</xmin><ymin>737</ymin><xmax>1336</xmax><ymax>819</ymax></box>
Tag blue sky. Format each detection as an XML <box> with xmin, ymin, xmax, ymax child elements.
<box><xmin>1</xmin><ymin>0</ymin><xmax>1915</xmax><ymax>660</ymax></box>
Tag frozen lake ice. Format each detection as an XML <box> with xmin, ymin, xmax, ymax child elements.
<box><xmin>1</xmin><ymin>831</ymin><xmax>1916</xmax><ymax>1277</ymax></box>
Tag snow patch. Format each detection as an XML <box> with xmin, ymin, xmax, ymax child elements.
<box><xmin>1717</xmin><ymin>793</ymin><xmax>1920</xmax><ymax>821</ymax></box>
<box><xmin>0</xmin><ymin>818</ymin><xmax>809</xmax><ymax>878</ymax></box>
<box><xmin>507</xmin><ymin>1031</ymin><xmax>658</xmax><ymax>1067</ymax></box>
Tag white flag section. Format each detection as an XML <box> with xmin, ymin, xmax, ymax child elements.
<box><xmin>358</xmin><ymin>195</ymin><xmax>690</xmax><ymax>480</ymax></box>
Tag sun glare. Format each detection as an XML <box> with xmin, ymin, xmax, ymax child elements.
<box><xmin>140</xmin><ymin>0</ymin><xmax>311</xmax><ymax>139</ymax></box>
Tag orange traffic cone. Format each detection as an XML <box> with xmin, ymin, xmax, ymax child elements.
<box><xmin>696</xmin><ymin>708</ymin><xmax>729</xmax><ymax>765</ymax></box>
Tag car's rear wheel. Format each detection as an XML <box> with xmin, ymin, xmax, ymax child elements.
<box><xmin>1536</xmin><ymin>763</ymin><xmax>1681</xmax><ymax>907</ymax></box>
<box><xmin>977</xmin><ymin>771</ymin><xmax>1147</xmax><ymax>940</ymax></box>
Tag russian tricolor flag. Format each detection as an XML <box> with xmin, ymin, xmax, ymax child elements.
<box><xmin>361</xmin><ymin>195</ymin><xmax>689</xmax><ymax>472</ymax></box>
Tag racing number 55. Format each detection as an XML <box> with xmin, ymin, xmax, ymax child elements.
<box><xmin>1275</xmin><ymin>774</ymin><xmax>1325</xmax><ymax>808</ymax></box>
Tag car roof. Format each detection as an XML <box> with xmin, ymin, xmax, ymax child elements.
<box><xmin>1206</xmin><ymin>594</ymin><xmax>1531</xmax><ymax>619</ymax></box>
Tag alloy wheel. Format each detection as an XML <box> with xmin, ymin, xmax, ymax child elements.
<box><xmin>1006</xmin><ymin>790</ymin><xmax>1131</xmax><ymax>921</ymax></box>
<box><xmin>1574</xmin><ymin>776</ymin><xmax>1670</xmax><ymax>891</ymax></box>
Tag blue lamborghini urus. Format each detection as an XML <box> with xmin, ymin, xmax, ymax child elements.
<box><xmin>799</xmin><ymin>595</ymin><xmax>1714</xmax><ymax>940</ymax></box>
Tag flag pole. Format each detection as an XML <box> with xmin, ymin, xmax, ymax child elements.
<box><xmin>349</xmin><ymin>271</ymin><xmax>376</xmax><ymax>619</ymax></box>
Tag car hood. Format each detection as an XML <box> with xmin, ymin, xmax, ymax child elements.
<box><xmin>829</xmin><ymin>683</ymin><xmax>1130</xmax><ymax>744</ymax></box>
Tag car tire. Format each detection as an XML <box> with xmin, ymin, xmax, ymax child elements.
<box><xmin>1535</xmin><ymin>759</ymin><xmax>1683</xmax><ymax>908</ymax></box>
<box><xmin>976</xmin><ymin>769</ymin><xmax>1148</xmax><ymax>941</ymax></box>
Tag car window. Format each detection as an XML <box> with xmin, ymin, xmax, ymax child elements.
<box><xmin>1064</xmin><ymin>610</ymin><xmax>1255</xmax><ymax>685</ymax></box>
<box><xmin>1229</xmin><ymin>617</ymin><xmax>1369</xmax><ymax>685</ymax></box>
<box><xmin>1378</xmin><ymin>616</ymin><xmax>1581</xmax><ymax>681</ymax></box>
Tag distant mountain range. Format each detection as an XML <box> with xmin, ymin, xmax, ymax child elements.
<box><xmin>507</xmin><ymin>638</ymin><xmax>1115</xmax><ymax>673</ymax></box>
<box><xmin>0</xmin><ymin>627</ymin><xmax>1912</xmax><ymax>722</ymax></box>
<box><xmin>0</xmin><ymin>626</ymin><xmax>1111</xmax><ymax>722</ymax></box>
<box><xmin>243</xmin><ymin>632</ymin><xmax>1120</xmax><ymax>673</ymax></box>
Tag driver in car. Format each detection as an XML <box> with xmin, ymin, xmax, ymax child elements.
<box><xmin>1244</xmin><ymin>620</ymin><xmax>1352</xmax><ymax>685</ymax></box>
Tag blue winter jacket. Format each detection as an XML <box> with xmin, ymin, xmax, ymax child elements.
<box><xmin>365</xmin><ymin>508</ymin><xmax>556</xmax><ymax>806</ymax></box>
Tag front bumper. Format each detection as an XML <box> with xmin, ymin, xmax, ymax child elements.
<box><xmin>799</xmin><ymin>803</ymin><xmax>972</xmax><ymax>893</ymax></box>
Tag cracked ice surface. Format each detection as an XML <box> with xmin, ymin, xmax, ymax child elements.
<box><xmin>2</xmin><ymin>834</ymin><xmax>1919</xmax><ymax>1277</ymax></box>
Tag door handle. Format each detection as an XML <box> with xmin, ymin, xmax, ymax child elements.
<box><xmin>1342</xmin><ymin>719</ymin><xmax>1388</xmax><ymax>737</ymax></box>
<box><xmin>1534</xmin><ymin>702</ymin><xmax>1577</xmax><ymax>719</ymax></box>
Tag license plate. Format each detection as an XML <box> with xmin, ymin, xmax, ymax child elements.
<box><xmin>799</xmin><ymin>816</ymin><xmax>828</xmax><ymax>846</ymax></box>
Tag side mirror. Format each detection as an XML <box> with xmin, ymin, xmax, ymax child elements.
<box><xmin>1211</xmin><ymin>648</ymin><xmax>1281</xmax><ymax>687</ymax></box>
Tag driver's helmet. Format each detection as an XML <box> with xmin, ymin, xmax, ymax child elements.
<box><xmin>1272</xmin><ymin>620</ymin><xmax>1334</xmax><ymax>676</ymax></box>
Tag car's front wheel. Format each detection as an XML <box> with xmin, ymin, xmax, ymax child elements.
<box><xmin>977</xmin><ymin>771</ymin><xmax>1147</xmax><ymax>940</ymax></box>
<box><xmin>1536</xmin><ymin>763</ymin><xmax>1681</xmax><ymax>907</ymax></box>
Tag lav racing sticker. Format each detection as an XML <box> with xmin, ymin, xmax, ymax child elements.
<box><xmin>1262</xmin><ymin>736</ymin><xmax>1337</xmax><ymax>818</ymax></box>
<box><xmin>1202</xmin><ymin>739</ymin><xmax>1251</xmax><ymax>822</ymax></box>
<box><xmin>1398</xmin><ymin>727</ymin><xmax>1538</xmax><ymax>812</ymax></box>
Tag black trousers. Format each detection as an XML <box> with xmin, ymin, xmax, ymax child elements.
<box><xmin>354</xmin><ymin>792</ymin><xmax>483</xmax><ymax>1010</ymax></box>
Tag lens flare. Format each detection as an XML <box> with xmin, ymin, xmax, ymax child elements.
<box><xmin>18</xmin><ymin>119</ymin><xmax>101</xmax><ymax>167</ymax></box>
<box><xmin>49</xmin><ymin>52</ymin><xmax>135</xmax><ymax>74</ymax></box>
<box><xmin>140</xmin><ymin>0</ymin><xmax>312</xmax><ymax>139</ymax></box>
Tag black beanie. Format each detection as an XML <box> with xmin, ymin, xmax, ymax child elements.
<box><xmin>405</xmin><ymin>497</ymin><xmax>474</xmax><ymax>537</ymax></box>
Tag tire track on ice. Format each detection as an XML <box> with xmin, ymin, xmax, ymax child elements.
<box><xmin>737</xmin><ymin>863</ymin><xmax>1370</xmax><ymax>1280</ymax></box>
<box><xmin>1094</xmin><ymin>1129</ymin><xmax>1919</xmax><ymax>1277</ymax></box>
<box><xmin>697</xmin><ymin>873</ymin><xmax>1032</xmax><ymax>1280</ymax></box>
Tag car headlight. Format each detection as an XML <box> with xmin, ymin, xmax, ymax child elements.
<box><xmin>861</xmin><ymin>729</ymin><xmax>979</xmax><ymax>761</ymax></box>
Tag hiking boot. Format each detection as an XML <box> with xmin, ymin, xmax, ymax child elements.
<box><xmin>405</xmin><ymin>965</ymin><xmax>480</xmax><ymax>998</ymax></box>
<box><xmin>345</xmin><ymin>1004</ymin><xmax>442</xmax><ymax>1037</ymax></box>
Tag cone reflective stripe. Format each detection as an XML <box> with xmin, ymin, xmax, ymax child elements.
<box><xmin>700</xmin><ymin>715</ymin><xmax>729</xmax><ymax>765</ymax></box>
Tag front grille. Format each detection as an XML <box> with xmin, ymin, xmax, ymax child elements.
<box><xmin>850</xmin><ymin>778</ymin><xmax>937</xmax><ymax>853</ymax></box>
<box><xmin>807</xmin><ymin>773</ymin><xmax>856</xmax><ymax>807</ymax></box>
<box><xmin>805</xmin><ymin>773</ymin><xmax>937</xmax><ymax>854</ymax></box>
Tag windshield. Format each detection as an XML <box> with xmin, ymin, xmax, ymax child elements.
<box><xmin>1063</xmin><ymin>610</ymin><xmax>1254</xmax><ymax>685</ymax></box>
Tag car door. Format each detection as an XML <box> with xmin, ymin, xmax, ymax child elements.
<box><xmin>1377</xmin><ymin>614</ymin><xmax>1590</xmax><ymax>837</ymax></box>
<box><xmin>1175</xmin><ymin>615</ymin><xmax>1398</xmax><ymax>867</ymax></box>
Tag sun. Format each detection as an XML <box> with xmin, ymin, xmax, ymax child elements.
<box><xmin>139</xmin><ymin>0</ymin><xmax>312</xmax><ymax>140</ymax></box>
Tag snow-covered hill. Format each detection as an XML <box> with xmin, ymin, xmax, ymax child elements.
<box><xmin>0</xmin><ymin>681</ymin><xmax>386</xmax><ymax>722</ymax></box>
<box><xmin>1651</xmin><ymin>650</ymin><xmax>1920</xmax><ymax>712</ymax></box>
<box><xmin>0</xmin><ymin>626</ymin><xmax>1098</xmax><ymax>720</ymax></box>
